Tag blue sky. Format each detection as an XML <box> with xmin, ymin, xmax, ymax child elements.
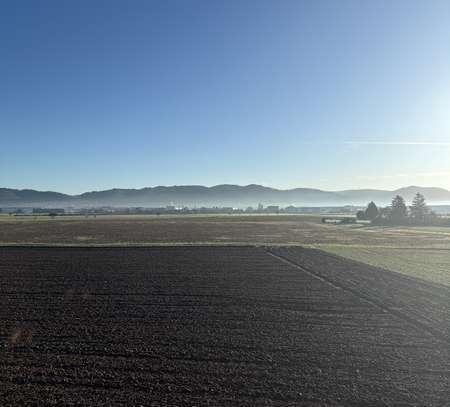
<box><xmin>1</xmin><ymin>0</ymin><xmax>450</xmax><ymax>194</ymax></box>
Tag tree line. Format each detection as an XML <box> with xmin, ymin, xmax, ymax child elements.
<box><xmin>357</xmin><ymin>193</ymin><xmax>446</xmax><ymax>226</ymax></box>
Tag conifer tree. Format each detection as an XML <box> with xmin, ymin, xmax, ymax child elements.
<box><xmin>389</xmin><ymin>195</ymin><xmax>407</xmax><ymax>224</ymax></box>
<box><xmin>365</xmin><ymin>201</ymin><xmax>379</xmax><ymax>221</ymax></box>
<box><xmin>410</xmin><ymin>193</ymin><xmax>429</xmax><ymax>223</ymax></box>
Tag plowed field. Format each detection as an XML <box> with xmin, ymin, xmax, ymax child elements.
<box><xmin>0</xmin><ymin>247</ymin><xmax>448</xmax><ymax>406</ymax></box>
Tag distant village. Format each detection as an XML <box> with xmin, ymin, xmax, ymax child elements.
<box><xmin>1</xmin><ymin>204</ymin><xmax>362</xmax><ymax>216</ymax></box>
<box><xmin>2</xmin><ymin>201</ymin><xmax>450</xmax><ymax>218</ymax></box>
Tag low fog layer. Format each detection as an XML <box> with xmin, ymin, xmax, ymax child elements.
<box><xmin>2</xmin><ymin>185</ymin><xmax>450</xmax><ymax>208</ymax></box>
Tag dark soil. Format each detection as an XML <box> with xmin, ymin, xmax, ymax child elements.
<box><xmin>270</xmin><ymin>247</ymin><xmax>450</xmax><ymax>342</ymax></box>
<box><xmin>0</xmin><ymin>247</ymin><xmax>448</xmax><ymax>406</ymax></box>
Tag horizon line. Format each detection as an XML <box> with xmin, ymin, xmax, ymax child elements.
<box><xmin>2</xmin><ymin>183</ymin><xmax>449</xmax><ymax>195</ymax></box>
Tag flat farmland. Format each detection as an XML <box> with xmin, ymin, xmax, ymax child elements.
<box><xmin>316</xmin><ymin>245</ymin><xmax>450</xmax><ymax>287</ymax></box>
<box><xmin>1</xmin><ymin>246</ymin><xmax>448</xmax><ymax>406</ymax></box>
<box><xmin>2</xmin><ymin>214</ymin><xmax>450</xmax><ymax>248</ymax></box>
<box><xmin>2</xmin><ymin>214</ymin><xmax>450</xmax><ymax>286</ymax></box>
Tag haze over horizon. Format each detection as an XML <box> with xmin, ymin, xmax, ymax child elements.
<box><xmin>3</xmin><ymin>184</ymin><xmax>450</xmax><ymax>209</ymax></box>
<box><xmin>2</xmin><ymin>1</ymin><xmax>450</xmax><ymax>194</ymax></box>
<box><xmin>3</xmin><ymin>182</ymin><xmax>450</xmax><ymax>195</ymax></box>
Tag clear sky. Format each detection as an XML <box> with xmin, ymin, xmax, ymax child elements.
<box><xmin>1</xmin><ymin>0</ymin><xmax>450</xmax><ymax>194</ymax></box>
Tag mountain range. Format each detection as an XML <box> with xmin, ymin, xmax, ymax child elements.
<box><xmin>2</xmin><ymin>185</ymin><xmax>450</xmax><ymax>208</ymax></box>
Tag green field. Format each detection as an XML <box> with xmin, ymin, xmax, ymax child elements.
<box><xmin>316</xmin><ymin>245</ymin><xmax>450</xmax><ymax>287</ymax></box>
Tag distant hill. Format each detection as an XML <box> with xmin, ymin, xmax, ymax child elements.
<box><xmin>1</xmin><ymin>185</ymin><xmax>450</xmax><ymax>208</ymax></box>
